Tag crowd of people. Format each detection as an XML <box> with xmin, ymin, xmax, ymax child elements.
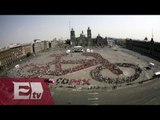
<box><xmin>15</xmin><ymin>52</ymin><xmax>141</xmax><ymax>86</ymax></box>
<box><xmin>15</xmin><ymin>52</ymin><xmax>99</xmax><ymax>77</ymax></box>
<box><xmin>16</xmin><ymin>63</ymin><xmax>49</xmax><ymax>78</ymax></box>
<box><xmin>48</xmin><ymin>59</ymin><xmax>98</xmax><ymax>76</ymax></box>
<box><xmin>82</xmin><ymin>52</ymin><xmax>123</xmax><ymax>75</ymax></box>
<box><xmin>90</xmin><ymin>63</ymin><xmax>142</xmax><ymax>84</ymax></box>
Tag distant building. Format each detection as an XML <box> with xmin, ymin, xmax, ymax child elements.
<box><xmin>42</xmin><ymin>41</ymin><xmax>50</xmax><ymax>50</ymax></box>
<box><xmin>50</xmin><ymin>39</ymin><xmax>60</xmax><ymax>48</ymax></box>
<box><xmin>32</xmin><ymin>41</ymin><xmax>47</xmax><ymax>53</ymax></box>
<box><xmin>70</xmin><ymin>27</ymin><xmax>108</xmax><ymax>47</ymax></box>
<box><xmin>22</xmin><ymin>43</ymin><xmax>33</xmax><ymax>56</ymax></box>
<box><xmin>0</xmin><ymin>45</ymin><xmax>24</xmax><ymax>70</ymax></box>
<box><xmin>0</xmin><ymin>39</ymin><xmax>57</xmax><ymax>71</ymax></box>
<box><xmin>125</xmin><ymin>38</ymin><xmax>160</xmax><ymax>59</ymax></box>
<box><xmin>115</xmin><ymin>39</ymin><xmax>127</xmax><ymax>47</ymax></box>
<box><xmin>33</xmin><ymin>42</ymin><xmax>42</xmax><ymax>53</ymax></box>
<box><xmin>107</xmin><ymin>38</ymin><xmax>116</xmax><ymax>47</ymax></box>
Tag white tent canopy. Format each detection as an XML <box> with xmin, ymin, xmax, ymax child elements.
<box><xmin>86</xmin><ymin>48</ymin><xmax>93</xmax><ymax>52</ymax></box>
<box><xmin>86</xmin><ymin>48</ymin><xmax>90</xmax><ymax>52</ymax></box>
<box><xmin>15</xmin><ymin>64</ymin><xmax>20</xmax><ymax>69</ymax></box>
<box><xmin>74</xmin><ymin>46</ymin><xmax>82</xmax><ymax>48</ymax></box>
<box><xmin>149</xmin><ymin>62</ymin><xmax>155</xmax><ymax>66</ymax></box>
<box><xmin>66</xmin><ymin>49</ymin><xmax>71</xmax><ymax>53</ymax></box>
<box><xmin>154</xmin><ymin>71</ymin><xmax>160</xmax><ymax>76</ymax></box>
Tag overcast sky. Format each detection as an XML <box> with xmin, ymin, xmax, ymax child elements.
<box><xmin>0</xmin><ymin>15</ymin><xmax>160</xmax><ymax>48</ymax></box>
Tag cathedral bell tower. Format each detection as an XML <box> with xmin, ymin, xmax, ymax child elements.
<box><xmin>87</xmin><ymin>27</ymin><xmax>92</xmax><ymax>46</ymax></box>
<box><xmin>70</xmin><ymin>28</ymin><xmax>75</xmax><ymax>46</ymax></box>
<box><xmin>87</xmin><ymin>27</ymin><xmax>91</xmax><ymax>39</ymax></box>
<box><xmin>70</xmin><ymin>28</ymin><xmax>75</xmax><ymax>40</ymax></box>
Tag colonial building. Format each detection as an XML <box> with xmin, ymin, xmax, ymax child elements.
<box><xmin>115</xmin><ymin>39</ymin><xmax>127</xmax><ymax>48</ymax></box>
<box><xmin>125</xmin><ymin>38</ymin><xmax>160</xmax><ymax>60</ymax></box>
<box><xmin>43</xmin><ymin>41</ymin><xmax>50</xmax><ymax>50</ymax></box>
<box><xmin>107</xmin><ymin>38</ymin><xmax>116</xmax><ymax>47</ymax></box>
<box><xmin>22</xmin><ymin>43</ymin><xmax>33</xmax><ymax>56</ymax></box>
<box><xmin>70</xmin><ymin>27</ymin><xmax>108</xmax><ymax>47</ymax></box>
<box><xmin>0</xmin><ymin>39</ymin><xmax>57</xmax><ymax>71</ymax></box>
<box><xmin>0</xmin><ymin>45</ymin><xmax>24</xmax><ymax>70</ymax></box>
<box><xmin>32</xmin><ymin>41</ymin><xmax>46</xmax><ymax>53</ymax></box>
<box><xmin>0</xmin><ymin>48</ymin><xmax>11</xmax><ymax>70</ymax></box>
<box><xmin>49</xmin><ymin>39</ymin><xmax>61</xmax><ymax>48</ymax></box>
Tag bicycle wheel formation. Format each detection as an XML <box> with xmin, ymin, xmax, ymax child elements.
<box><xmin>90</xmin><ymin>63</ymin><xmax>142</xmax><ymax>84</ymax></box>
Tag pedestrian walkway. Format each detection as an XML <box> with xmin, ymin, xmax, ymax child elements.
<box><xmin>88</xmin><ymin>91</ymin><xmax>99</xmax><ymax>105</ymax></box>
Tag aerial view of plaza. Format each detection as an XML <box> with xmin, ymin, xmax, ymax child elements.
<box><xmin>0</xmin><ymin>15</ymin><xmax>160</xmax><ymax>105</ymax></box>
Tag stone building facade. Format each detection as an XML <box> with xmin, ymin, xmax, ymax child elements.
<box><xmin>125</xmin><ymin>38</ymin><xmax>160</xmax><ymax>60</ymax></box>
<box><xmin>0</xmin><ymin>40</ymin><xmax>58</xmax><ymax>71</ymax></box>
<box><xmin>22</xmin><ymin>43</ymin><xmax>33</xmax><ymax>56</ymax></box>
<box><xmin>0</xmin><ymin>45</ymin><xmax>24</xmax><ymax>70</ymax></box>
<box><xmin>70</xmin><ymin>27</ymin><xmax>108</xmax><ymax>47</ymax></box>
<box><xmin>32</xmin><ymin>41</ymin><xmax>48</xmax><ymax>53</ymax></box>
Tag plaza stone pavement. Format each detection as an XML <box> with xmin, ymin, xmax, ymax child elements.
<box><xmin>6</xmin><ymin>46</ymin><xmax>160</xmax><ymax>105</ymax></box>
<box><xmin>51</xmin><ymin>77</ymin><xmax>160</xmax><ymax>105</ymax></box>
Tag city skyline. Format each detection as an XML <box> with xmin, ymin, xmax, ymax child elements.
<box><xmin>0</xmin><ymin>15</ymin><xmax>160</xmax><ymax>48</ymax></box>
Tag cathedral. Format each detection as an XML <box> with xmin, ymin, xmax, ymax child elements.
<box><xmin>70</xmin><ymin>27</ymin><xmax>108</xmax><ymax>47</ymax></box>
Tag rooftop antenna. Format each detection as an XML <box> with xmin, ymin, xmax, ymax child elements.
<box><xmin>152</xmin><ymin>28</ymin><xmax>154</xmax><ymax>39</ymax></box>
<box><xmin>69</xmin><ymin>21</ymin><xmax>71</xmax><ymax>31</ymax></box>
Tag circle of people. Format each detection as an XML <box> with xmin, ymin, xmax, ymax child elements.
<box><xmin>90</xmin><ymin>63</ymin><xmax>142</xmax><ymax>84</ymax></box>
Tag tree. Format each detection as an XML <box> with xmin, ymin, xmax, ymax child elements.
<box><xmin>144</xmin><ymin>37</ymin><xmax>148</xmax><ymax>41</ymax></box>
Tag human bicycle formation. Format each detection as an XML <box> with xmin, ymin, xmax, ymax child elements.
<box><xmin>16</xmin><ymin>52</ymin><xmax>142</xmax><ymax>85</ymax></box>
<box><xmin>90</xmin><ymin>63</ymin><xmax>142</xmax><ymax>85</ymax></box>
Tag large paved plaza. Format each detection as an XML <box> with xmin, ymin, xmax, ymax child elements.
<box><xmin>2</xmin><ymin>46</ymin><xmax>160</xmax><ymax>105</ymax></box>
